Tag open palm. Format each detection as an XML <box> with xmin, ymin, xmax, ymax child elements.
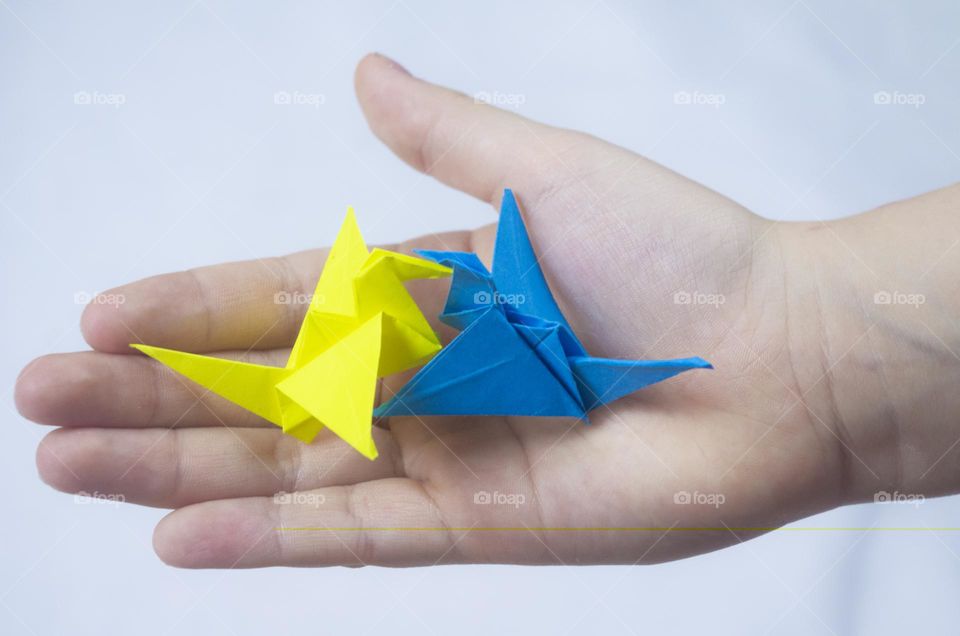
<box><xmin>16</xmin><ymin>54</ymin><xmax>845</xmax><ymax>568</ymax></box>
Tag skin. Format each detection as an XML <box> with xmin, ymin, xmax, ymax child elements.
<box><xmin>14</xmin><ymin>53</ymin><xmax>960</xmax><ymax>568</ymax></box>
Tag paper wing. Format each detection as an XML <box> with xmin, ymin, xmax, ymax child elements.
<box><xmin>374</xmin><ymin>307</ymin><xmax>585</xmax><ymax>418</ymax></box>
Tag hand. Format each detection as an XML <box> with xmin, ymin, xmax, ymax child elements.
<box><xmin>16</xmin><ymin>53</ymin><xmax>960</xmax><ymax>567</ymax></box>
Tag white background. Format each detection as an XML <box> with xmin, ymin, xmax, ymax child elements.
<box><xmin>3</xmin><ymin>1</ymin><xmax>960</xmax><ymax>634</ymax></box>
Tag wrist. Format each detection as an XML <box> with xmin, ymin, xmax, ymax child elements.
<box><xmin>778</xmin><ymin>191</ymin><xmax>960</xmax><ymax>506</ymax></box>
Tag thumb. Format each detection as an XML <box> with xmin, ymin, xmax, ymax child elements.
<box><xmin>353</xmin><ymin>53</ymin><xmax>750</xmax><ymax>228</ymax></box>
<box><xmin>354</xmin><ymin>52</ymin><xmax>606</xmax><ymax>209</ymax></box>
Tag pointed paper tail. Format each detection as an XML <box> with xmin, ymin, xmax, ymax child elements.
<box><xmin>570</xmin><ymin>356</ymin><xmax>713</xmax><ymax>411</ymax></box>
<box><xmin>130</xmin><ymin>344</ymin><xmax>294</xmax><ymax>426</ymax></box>
<box><xmin>489</xmin><ymin>189</ymin><xmax>585</xmax><ymax>354</ymax></box>
<box><xmin>286</xmin><ymin>207</ymin><xmax>370</xmax><ymax>368</ymax></box>
<box><xmin>309</xmin><ymin>207</ymin><xmax>370</xmax><ymax>316</ymax></box>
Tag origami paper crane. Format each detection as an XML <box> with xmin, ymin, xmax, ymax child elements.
<box><xmin>374</xmin><ymin>189</ymin><xmax>711</xmax><ymax>419</ymax></box>
<box><xmin>132</xmin><ymin>209</ymin><xmax>451</xmax><ymax>459</ymax></box>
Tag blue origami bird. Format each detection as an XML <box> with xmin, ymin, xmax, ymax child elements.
<box><xmin>374</xmin><ymin>189</ymin><xmax>712</xmax><ymax>419</ymax></box>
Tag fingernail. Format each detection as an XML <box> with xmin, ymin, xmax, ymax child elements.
<box><xmin>373</xmin><ymin>52</ymin><xmax>411</xmax><ymax>76</ymax></box>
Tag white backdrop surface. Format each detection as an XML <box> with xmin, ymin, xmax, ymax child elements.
<box><xmin>2</xmin><ymin>1</ymin><xmax>960</xmax><ymax>634</ymax></box>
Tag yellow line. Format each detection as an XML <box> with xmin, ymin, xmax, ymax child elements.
<box><xmin>274</xmin><ymin>527</ymin><xmax>960</xmax><ymax>532</ymax></box>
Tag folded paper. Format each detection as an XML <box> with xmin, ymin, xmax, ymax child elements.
<box><xmin>132</xmin><ymin>209</ymin><xmax>451</xmax><ymax>459</ymax></box>
<box><xmin>375</xmin><ymin>189</ymin><xmax>711</xmax><ymax>419</ymax></box>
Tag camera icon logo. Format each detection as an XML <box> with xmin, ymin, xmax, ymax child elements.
<box><xmin>473</xmin><ymin>490</ymin><xmax>492</xmax><ymax>505</ymax></box>
<box><xmin>473</xmin><ymin>291</ymin><xmax>492</xmax><ymax>305</ymax></box>
<box><xmin>673</xmin><ymin>491</ymin><xmax>691</xmax><ymax>505</ymax></box>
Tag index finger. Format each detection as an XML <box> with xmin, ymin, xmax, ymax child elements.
<box><xmin>81</xmin><ymin>232</ymin><xmax>473</xmax><ymax>355</ymax></box>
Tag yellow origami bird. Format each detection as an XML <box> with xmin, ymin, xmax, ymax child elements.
<box><xmin>131</xmin><ymin>209</ymin><xmax>451</xmax><ymax>460</ymax></box>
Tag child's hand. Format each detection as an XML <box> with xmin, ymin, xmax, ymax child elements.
<box><xmin>15</xmin><ymin>53</ymin><xmax>960</xmax><ymax>567</ymax></box>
